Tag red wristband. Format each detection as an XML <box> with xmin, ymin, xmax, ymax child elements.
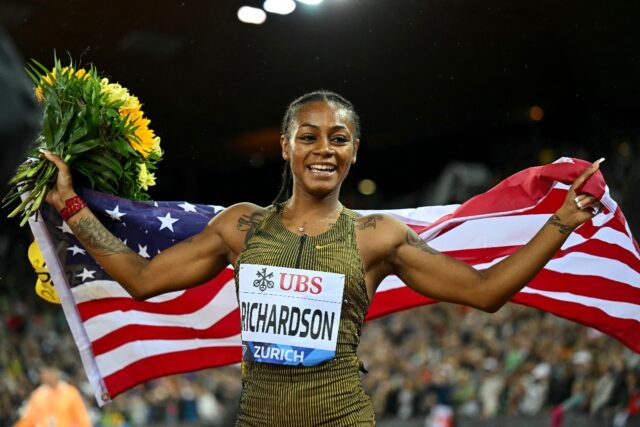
<box><xmin>60</xmin><ymin>196</ymin><xmax>87</xmax><ymax>221</ymax></box>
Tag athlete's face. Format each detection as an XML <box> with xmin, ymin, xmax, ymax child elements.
<box><xmin>281</xmin><ymin>101</ymin><xmax>359</xmax><ymax>198</ymax></box>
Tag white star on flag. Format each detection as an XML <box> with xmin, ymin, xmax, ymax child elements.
<box><xmin>77</xmin><ymin>268</ymin><xmax>96</xmax><ymax>282</ymax></box>
<box><xmin>157</xmin><ymin>213</ymin><xmax>179</xmax><ymax>232</ymax></box>
<box><xmin>105</xmin><ymin>205</ymin><xmax>126</xmax><ymax>221</ymax></box>
<box><xmin>57</xmin><ymin>221</ymin><xmax>73</xmax><ymax>235</ymax></box>
<box><xmin>138</xmin><ymin>244</ymin><xmax>150</xmax><ymax>258</ymax></box>
<box><xmin>67</xmin><ymin>245</ymin><xmax>86</xmax><ymax>256</ymax></box>
<box><xmin>178</xmin><ymin>202</ymin><xmax>197</xmax><ymax>212</ymax></box>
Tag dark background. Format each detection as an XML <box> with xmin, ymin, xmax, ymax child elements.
<box><xmin>2</xmin><ymin>0</ymin><xmax>639</xmax><ymax>208</ymax></box>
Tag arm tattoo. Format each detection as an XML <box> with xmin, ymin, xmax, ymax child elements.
<box><xmin>237</xmin><ymin>211</ymin><xmax>265</xmax><ymax>243</ymax></box>
<box><xmin>357</xmin><ymin>214</ymin><xmax>384</xmax><ymax>231</ymax></box>
<box><xmin>74</xmin><ymin>217</ymin><xmax>134</xmax><ymax>256</ymax></box>
<box><xmin>547</xmin><ymin>214</ymin><xmax>574</xmax><ymax>235</ymax></box>
<box><xmin>405</xmin><ymin>230</ymin><xmax>440</xmax><ymax>255</ymax></box>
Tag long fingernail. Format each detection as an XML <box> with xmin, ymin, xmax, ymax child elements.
<box><xmin>594</xmin><ymin>157</ymin><xmax>605</xmax><ymax>165</ymax></box>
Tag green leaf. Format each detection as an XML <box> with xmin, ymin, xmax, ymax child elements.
<box><xmin>91</xmin><ymin>173</ymin><xmax>118</xmax><ymax>194</ymax></box>
<box><xmin>66</xmin><ymin>138</ymin><xmax>103</xmax><ymax>155</ymax></box>
<box><xmin>91</xmin><ymin>152</ymin><xmax>124</xmax><ymax>176</ymax></box>
<box><xmin>65</xmin><ymin>122</ymin><xmax>89</xmax><ymax>146</ymax></box>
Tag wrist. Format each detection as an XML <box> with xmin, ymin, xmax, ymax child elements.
<box><xmin>548</xmin><ymin>210</ymin><xmax>577</xmax><ymax>235</ymax></box>
<box><xmin>59</xmin><ymin>195</ymin><xmax>86</xmax><ymax>221</ymax></box>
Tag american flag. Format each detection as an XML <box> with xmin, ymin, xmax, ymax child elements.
<box><xmin>30</xmin><ymin>158</ymin><xmax>640</xmax><ymax>406</ymax></box>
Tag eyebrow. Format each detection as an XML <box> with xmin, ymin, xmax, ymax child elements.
<box><xmin>298</xmin><ymin>123</ymin><xmax>350</xmax><ymax>132</ymax></box>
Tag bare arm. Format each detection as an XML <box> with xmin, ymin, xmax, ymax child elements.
<box><xmin>42</xmin><ymin>150</ymin><xmax>263</xmax><ymax>300</ymax></box>
<box><xmin>358</xmin><ymin>160</ymin><xmax>604</xmax><ymax>312</ymax></box>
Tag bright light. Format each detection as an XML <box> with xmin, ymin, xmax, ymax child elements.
<box><xmin>297</xmin><ymin>0</ymin><xmax>323</xmax><ymax>4</ymax></box>
<box><xmin>237</xmin><ymin>6</ymin><xmax>267</xmax><ymax>24</ymax></box>
<box><xmin>529</xmin><ymin>105</ymin><xmax>544</xmax><ymax>121</ymax></box>
<box><xmin>263</xmin><ymin>0</ymin><xmax>296</xmax><ymax>15</ymax></box>
<box><xmin>357</xmin><ymin>179</ymin><xmax>377</xmax><ymax>196</ymax></box>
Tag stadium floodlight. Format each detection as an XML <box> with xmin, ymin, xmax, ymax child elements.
<box><xmin>238</xmin><ymin>6</ymin><xmax>268</xmax><ymax>24</ymax></box>
<box><xmin>297</xmin><ymin>0</ymin><xmax>323</xmax><ymax>4</ymax></box>
<box><xmin>263</xmin><ymin>0</ymin><xmax>297</xmax><ymax>15</ymax></box>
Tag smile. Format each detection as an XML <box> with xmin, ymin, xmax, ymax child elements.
<box><xmin>307</xmin><ymin>164</ymin><xmax>336</xmax><ymax>175</ymax></box>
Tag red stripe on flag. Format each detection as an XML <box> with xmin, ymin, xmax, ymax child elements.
<box><xmin>103</xmin><ymin>346</ymin><xmax>242</xmax><ymax>398</ymax></box>
<box><xmin>512</xmin><ymin>292</ymin><xmax>640</xmax><ymax>353</ymax></box>
<box><xmin>92</xmin><ymin>309</ymin><xmax>241</xmax><ymax>356</ymax></box>
<box><xmin>77</xmin><ymin>270</ymin><xmax>234</xmax><ymax>320</ymax></box>
<box><xmin>558</xmin><ymin>239</ymin><xmax>640</xmax><ymax>275</ymax></box>
<box><xmin>527</xmin><ymin>270</ymin><xmax>640</xmax><ymax>304</ymax></box>
<box><xmin>367</xmin><ymin>286</ymin><xmax>436</xmax><ymax>320</ymax></box>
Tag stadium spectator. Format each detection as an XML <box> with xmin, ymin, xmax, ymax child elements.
<box><xmin>13</xmin><ymin>366</ymin><xmax>92</xmax><ymax>427</ymax></box>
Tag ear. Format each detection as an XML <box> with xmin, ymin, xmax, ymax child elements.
<box><xmin>280</xmin><ymin>134</ymin><xmax>290</xmax><ymax>161</ymax></box>
<box><xmin>352</xmin><ymin>138</ymin><xmax>360</xmax><ymax>164</ymax></box>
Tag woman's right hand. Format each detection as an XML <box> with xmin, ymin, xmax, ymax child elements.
<box><xmin>41</xmin><ymin>149</ymin><xmax>77</xmax><ymax>211</ymax></box>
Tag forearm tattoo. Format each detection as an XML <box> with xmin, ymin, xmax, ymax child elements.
<box><xmin>547</xmin><ymin>214</ymin><xmax>574</xmax><ymax>235</ymax></box>
<box><xmin>357</xmin><ymin>214</ymin><xmax>384</xmax><ymax>231</ymax></box>
<box><xmin>74</xmin><ymin>217</ymin><xmax>133</xmax><ymax>256</ymax></box>
<box><xmin>405</xmin><ymin>230</ymin><xmax>440</xmax><ymax>255</ymax></box>
<box><xmin>237</xmin><ymin>211</ymin><xmax>265</xmax><ymax>243</ymax></box>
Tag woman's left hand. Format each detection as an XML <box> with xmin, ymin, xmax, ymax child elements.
<box><xmin>554</xmin><ymin>158</ymin><xmax>605</xmax><ymax>231</ymax></box>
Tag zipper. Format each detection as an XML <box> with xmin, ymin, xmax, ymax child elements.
<box><xmin>294</xmin><ymin>235</ymin><xmax>307</xmax><ymax>268</ymax></box>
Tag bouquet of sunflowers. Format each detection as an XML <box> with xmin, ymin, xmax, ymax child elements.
<box><xmin>3</xmin><ymin>58</ymin><xmax>162</xmax><ymax>226</ymax></box>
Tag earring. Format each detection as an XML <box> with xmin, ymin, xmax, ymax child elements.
<box><xmin>283</xmin><ymin>153</ymin><xmax>288</xmax><ymax>160</ymax></box>
<box><xmin>352</xmin><ymin>157</ymin><xmax>357</xmax><ymax>164</ymax></box>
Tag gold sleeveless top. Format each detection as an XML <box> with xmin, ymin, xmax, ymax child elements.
<box><xmin>234</xmin><ymin>204</ymin><xmax>375</xmax><ymax>426</ymax></box>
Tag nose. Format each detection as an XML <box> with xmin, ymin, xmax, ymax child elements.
<box><xmin>314</xmin><ymin>136</ymin><xmax>334</xmax><ymax>156</ymax></box>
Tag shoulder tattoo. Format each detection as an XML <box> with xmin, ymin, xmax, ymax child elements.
<box><xmin>357</xmin><ymin>214</ymin><xmax>384</xmax><ymax>231</ymax></box>
<box><xmin>74</xmin><ymin>217</ymin><xmax>133</xmax><ymax>256</ymax></box>
<box><xmin>547</xmin><ymin>214</ymin><xmax>574</xmax><ymax>235</ymax></box>
<box><xmin>237</xmin><ymin>211</ymin><xmax>265</xmax><ymax>243</ymax></box>
<box><xmin>405</xmin><ymin>229</ymin><xmax>440</xmax><ymax>255</ymax></box>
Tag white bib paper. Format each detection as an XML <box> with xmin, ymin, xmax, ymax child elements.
<box><xmin>238</xmin><ymin>263</ymin><xmax>345</xmax><ymax>366</ymax></box>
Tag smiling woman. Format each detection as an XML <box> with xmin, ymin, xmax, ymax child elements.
<box><xmin>40</xmin><ymin>89</ymin><xmax>603</xmax><ymax>426</ymax></box>
<box><xmin>274</xmin><ymin>90</ymin><xmax>361</xmax><ymax>206</ymax></box>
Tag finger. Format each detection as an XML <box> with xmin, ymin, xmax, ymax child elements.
<box><xmin>41</xmin><ymin>149</ymin><xmax>70</xmax><ymax>173</ymax></box>
<box><xmin>574</xmin><ymin>194</ymin><xmax>587</xmax><ymax>205</ymax></box>
<box><xmin>570</xmin><ymin>157</ymin><xmax>605</xmax><ymax>191</ymax></box>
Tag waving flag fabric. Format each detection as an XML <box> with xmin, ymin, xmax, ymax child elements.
<box><xmin>29</xmin><ymin>158</ymin><xmax>640</xmax><ymax>405</ymax></box>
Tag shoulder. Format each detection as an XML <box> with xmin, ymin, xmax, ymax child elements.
<box><xmin>354</xmin><ymin>212</ymin><xmax>406</xmax><ymax>236</ymax></box>
<box><xmin>206</xmin><ymin>203</ymin><xmax>270</xmax><ymax>255</ymax></box>
<box><xmin>207</xmin><ymin>202</ymin><xmax>268</xmax><ymax>229</ymax></box>
<box><xmin>354</xmin><ymin>213</ymin><xmax>408</xmax><ymax>256</ymax></box>
<box><xmin>59</xmin><ymin>381</ymin><xmax>82</xmax><ymax>396</ymax></box>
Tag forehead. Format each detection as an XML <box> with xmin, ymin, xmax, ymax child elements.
<box><xmin>293</xmin><ymin>101</ymin><xmax>354</xmax><ymax>130</ymax></box>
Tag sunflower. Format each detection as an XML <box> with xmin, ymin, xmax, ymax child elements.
<box><xmin>100</xmin><ymin>78</ymin><xmax>156</xmax><ymax>158</ymax></box>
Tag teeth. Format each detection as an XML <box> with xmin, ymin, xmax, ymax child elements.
<box><xmin>309</xmin><ymin>164</ymin><xmax>335</xmax><ymax>171</ymax></box>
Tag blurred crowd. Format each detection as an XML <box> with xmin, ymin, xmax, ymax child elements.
<box><xmin>360</xmin><ymin>304</ymin><xmax>640</xmax><ymax>427</ymax></box>
<box><xmin>3</xmin><ymin>293</ymin><xmax>640</xmax><ymax>426</ymax></box>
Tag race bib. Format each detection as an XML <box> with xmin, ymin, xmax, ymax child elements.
<box><xmin>238</xmin><ymin>263</ymin><xmax>345</xmax><ymax>366</ymax></box>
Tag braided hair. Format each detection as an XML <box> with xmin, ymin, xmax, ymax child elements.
<box><xmin>273</xmin><ymin>90</ymin><xmax>361</xmax><ymax>204</ymax></box>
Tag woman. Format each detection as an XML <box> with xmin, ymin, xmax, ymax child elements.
<box><xmin>42</xmin><ymin>90</ymin><xmax>603</xmax><ymax>426</ymax></box>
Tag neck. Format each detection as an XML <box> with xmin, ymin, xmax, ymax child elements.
<box><xmin>282</xmin><ymin>187</ymin><xmax>343</xmax><ymax>236</ymax></box>
<box><xmin>285</xmin><ymin>187</ymin><xmax>342</xmax><ymax>215</ymax></box>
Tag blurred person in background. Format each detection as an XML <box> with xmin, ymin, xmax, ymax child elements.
<box><xmin>0</xmin><ymin>26</ymin><xmax>41</xmax><ymax>185</ymax></box>
<box><xmin>13</xmin><ymin>365</ymin><xmax>92</xmax><ymax>427</ymax></box>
